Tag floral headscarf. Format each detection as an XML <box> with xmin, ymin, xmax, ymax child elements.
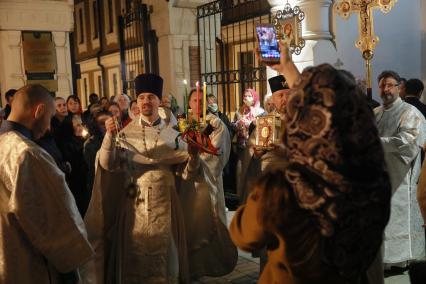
<box><xmin>261</xmin><ymin>64</ymin><xmax>391</xmax><ymax>280</ymax></box>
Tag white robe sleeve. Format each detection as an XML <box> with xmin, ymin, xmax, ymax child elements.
<box><xmin>200</xmin><ymin>116</ymin><xmax>231</xmax><ymax>179</ymax></box>
<box><xmin>11</xmin><ymin>150</ymin><xmax>94</xmax><ymax>273</ymax></box>
<box><xmin>99</xmin><ymin>132</ymin><xmax>121</xmax><ymax>171</ymax></box>
<box><xmin>380</xmin><ymin>109</ymin><xmax>424</xmax><ymax>164</ymax></box>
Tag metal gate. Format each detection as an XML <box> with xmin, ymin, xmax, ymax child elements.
<box><xmin>197</xmin><ymin>0</ymin><xmax>271</xmax><ymax>115</ymax></box>
<box><xmin>118</xmin><ymin>2</ymin><xmax>159</xmax><ymax>97</ymax></box>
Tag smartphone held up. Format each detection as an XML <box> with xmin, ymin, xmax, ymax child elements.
<box><xmin>256</xmin><ymin>24</ymin><xmax>281</xmax><ymax>64</ymax></box>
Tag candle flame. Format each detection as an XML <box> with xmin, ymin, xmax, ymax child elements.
<box><xmin>196</xmin><ymin>81</ymin><xmax>200</xmax><ymax>87</ymax></box>
<box><xmin>82</xmin><ymin>128</ymin><xmax>89</xmax><ymax>138</ymax></box>
<box><xmin>183</xmin><ymin>79</ymin><xmax>187</xmax><ymax>85</ymax></box>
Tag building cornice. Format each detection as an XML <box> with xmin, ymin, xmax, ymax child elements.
<box><xmin>0</xmin><ymin>0</ymin><xmax>74</xmax><ymax>32</ymax></box>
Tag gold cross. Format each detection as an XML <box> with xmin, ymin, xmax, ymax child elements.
<box><xmin>334</xmin><ymin>0</ymin><xmax>397</xmax><ymax>97</ymax></box>
<box><xmin>336</xmin><ymin>0</ymin><xmax>397</xmax><ymax>53</ymax></box>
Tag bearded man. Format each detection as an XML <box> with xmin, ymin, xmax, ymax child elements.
<box><xmin>374</xmin><ymin>70</ymin><xmax>426</xmax><ymax>269</ymax></box>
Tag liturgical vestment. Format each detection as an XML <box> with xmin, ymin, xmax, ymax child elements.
<box><xmin>374</xmin><ymin>98</ymin><xmax>426</xmax><ymax>264</ymax></box>
<box><xmin>238</xmin><ymin>111</ymin><xmax>288</xmax><ymax>202</ymax></box>
<box><xmin>0</xmin><ymin>131</ymin><xmax>94</xmax><ymax>283</ymax></box>
<box><xmin>82</xmin><ymin>117</ymin><xmax>194</xmax><ymax>284</ymax></box>
<box><xmin>179</xmin><ymin>112</ymin><xmax>238</xmax><ymax>278</ymax></box>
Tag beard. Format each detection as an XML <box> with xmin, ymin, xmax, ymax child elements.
<box><xmin>141</xmin><ymin>104</ymin><xmax>153</xmax><ymax>116</ymax></box>
<box><xmin>381</xmin><ymin>92</ymin><xmax>397</xmax><ymax>105</ymax></box>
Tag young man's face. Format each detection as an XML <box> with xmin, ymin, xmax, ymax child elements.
<box><xmin>55</xmin><ymin>98</ymin><xmax>68</xmax><ymax>117</ymax></box>
<box><xmin>137</xmin><ymin>93</ymin><xmax>160</xmax><ymax>118</ymax></box>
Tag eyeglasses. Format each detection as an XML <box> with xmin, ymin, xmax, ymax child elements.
<box><xmin>379</xmin><ymin>83</ymin><xmax>399</xmax><ymax>89</ymax></box>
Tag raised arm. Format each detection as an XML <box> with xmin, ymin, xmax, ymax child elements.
<box><xmin>265</xmin><ymin>41</ymin><xmax>301</xmax><ymax>88</ymax></box>
<box><xmin>99</xmin><ymin>117</ymin><xmax>122</xmax><ymax>171</ymax></box>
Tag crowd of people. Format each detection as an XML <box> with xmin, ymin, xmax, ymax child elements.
<box><xmin>1</xmin><ymin>42</ymin><xmax>426</xmax><ymax>284</ymax></box>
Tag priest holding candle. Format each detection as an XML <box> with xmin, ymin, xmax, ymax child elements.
<box><xmin>179</xmin><ymin>86</ymin><xmax>237</xmax><ymax>279</ymax></box>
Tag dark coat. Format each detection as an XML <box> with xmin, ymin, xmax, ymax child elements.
<box><xmin>55</xmin><ymin>115</ymin><xmax>89</xmax><ymax>216</ymax></box>
<box><xmin>404</xmin><ymin>96</ymin><xmax>426</xmax><ymax>119</ymax></box>
<box><xmin>83</xmin><ymin>135</ymin><xmax>103</xmax><ymax>193</ymax></box>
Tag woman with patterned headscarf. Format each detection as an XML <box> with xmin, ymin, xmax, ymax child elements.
<box><xmin>230</xmin><ymin>44</ymin><xmax>391</xmax><ymax>284</ymax></box>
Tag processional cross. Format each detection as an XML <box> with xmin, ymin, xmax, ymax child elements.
<box><xmin>335</xmin><ymin>0</ymin><xmax>397</xmax><ymax>99</ymax></box>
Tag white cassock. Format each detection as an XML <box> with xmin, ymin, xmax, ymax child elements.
<box><xmin>179</xmin><ymin>112</ymin><xmax>238</xmax><ymax>278</ymax></box>
<box><xmin>238</xmin><ymin>111</ymin><xmax>288</xmax><ymax>202</ymax></box>
<box><xmin>82</xmin><ymin>117</ymin><xmax>196</xmax><ymax>284</ymax></box>
<box><xmin>0</xmin><ymin>131</ymin><xmax>94</xmax><ymax>283</ymax></box>
<box><xmin>374</xmin><ymin>97</ymin><xmax>426</xmax><ymax>264</ymax></box>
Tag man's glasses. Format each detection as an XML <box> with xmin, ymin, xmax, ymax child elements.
<box><xmin>379</xmin><ymin>83</ymin><xmax>399</xmax><ymax>90</ymax></box>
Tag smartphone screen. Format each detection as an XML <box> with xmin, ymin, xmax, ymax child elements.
<box><xmin>256</xmin><ymin>25</ymin><xmax>280</xmax><ymax>62</ymax></box>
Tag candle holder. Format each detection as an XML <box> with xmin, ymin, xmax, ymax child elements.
<box><xmin>175</xmin><ymin>91</ymin><xmax>219</xmax><ymax>155</ymax></box>
<box><xmin>174</xmin><ymin>115</ymin><xmax>219</xmax><ymax>156</ymax></box>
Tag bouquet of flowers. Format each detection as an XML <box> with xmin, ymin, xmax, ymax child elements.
<box><xmin>175</xmin><ymin>115</ymin><xmax>219</xmax><ymax>156</ymax></box>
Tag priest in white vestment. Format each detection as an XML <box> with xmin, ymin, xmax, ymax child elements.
<box><xmin>374</xmin><ymin>70</ymin><xmax>426</xmax><ymax>266</ymax></box>
<box><xmin>238</xmin><ymin>75</ymin><xmax>289</xmax><ymax>203</ymax></box>
<box><xmin>0</xmin><ymin>85</ymin><xmax>94</xmax><ymax>284</ymax></box>
<box><xmin>179</xmin><ymin>91</ymin><xmax>238</xmax><ymax>278</ymax></box>
<box><xmin>82</xmin><ymin>74</ymin><xmax>198</xmax><ymax>284</ymax></box>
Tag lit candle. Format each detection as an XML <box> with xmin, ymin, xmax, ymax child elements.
<box><xmin>202</xmin><ymin>82</ymin><xmax>207</xmax><ymax>126</ymax></box>
<box><xmin>196</xmin><ymin>81</ymin><xmax>200</xmax><ymax>124</ymax></box>
<box><xmin>183</xmin><ymin>79</ymin><xmax>188</xmax><ymax>118</ymax></box>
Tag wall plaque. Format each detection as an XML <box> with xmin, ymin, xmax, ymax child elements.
<box><xmin>22</xmin><ymin>31</ymin><xmax>57</xmax><ymax>73</ymax></box>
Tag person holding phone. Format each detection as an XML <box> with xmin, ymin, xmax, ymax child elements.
<box><xmin>230</xmin><ymin>42</ymin><xmax>391</xmax><ymax>284</ymax></box>
<box><xmin>256</xmin><ymin>24</ymin><xmax>281</xmax><ymax>63</ymax></box>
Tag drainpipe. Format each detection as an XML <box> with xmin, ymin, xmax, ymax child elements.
<box><xmin>96</xmin><ymin>0</ymin><xmax>108</xmax><ymax>97</ymax></box>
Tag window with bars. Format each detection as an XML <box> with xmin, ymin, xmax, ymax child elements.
<box><xmin>107</xmin><ymin>0</ymin><xmax>114</xmax><ymax>33</ymax></box>
<box><xmin>93</xmin><ymin>0</ymin><xmax>99</xmax><ymax>39</ymax></box>
<box><xmin>79</xmin><ymin>8</ymin><xmax>84</xmax><ymax>44</ymax></box>
<box><xmin>197</xmin><ymin>0</ymin><xmax>270</xmax><ymax>114</ymax></box>
<box><xmin>97</xmin><ymin>75</ymin><xmax>103</xmax><ymax>97</ymax></box>
<box><xmin>83</xmin><ymin>77</ymin><xmax>88</xmax><ymax>97</ymax></box>
<box><xmin>239</xmin><ymin>51</ymin><xmax>255</xmax><ymax>92</ymax></box>
<box><xmin>113</xmin><ymin>73</ymin><xmax>118</xmax><ymax>96</ymax></box>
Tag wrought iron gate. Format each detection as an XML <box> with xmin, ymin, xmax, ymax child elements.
<box><xmin>197</xmin><ymin>0</ymin><xmax>271</xmax><ymax>115</ymax></box>
<box><xmin>119</xmin><ymin>3</ymin><xmax>159</xmax><ymax>97</ymax></box>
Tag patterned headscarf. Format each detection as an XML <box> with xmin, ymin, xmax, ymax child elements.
<box><xmin>281</xmin><ymin>64</ymin><xmax>391</xmax><ymax>279</ymax></box>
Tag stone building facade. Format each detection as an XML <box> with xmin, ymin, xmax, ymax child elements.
<box><xmin>0</xmin><ymin>0</ymin><xmax>74</xmax><ymax>105</ymax></box>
